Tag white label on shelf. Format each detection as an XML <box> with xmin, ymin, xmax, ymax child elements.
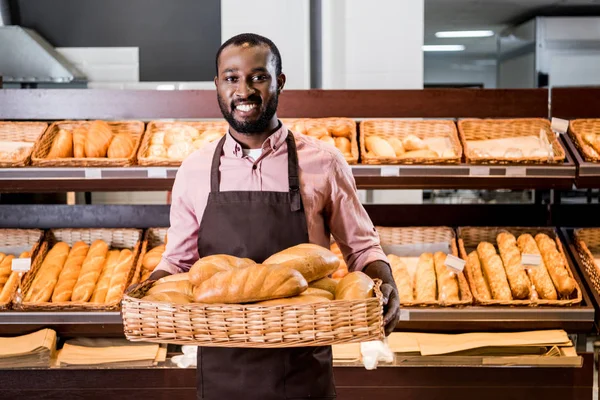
<box><xmin>380</xmin><ymin>166</ymin><xmax>400</xmax><ymax>177</ymax></box>
<box><xmin>147</xmin><ymin>168</ymin><xmax>168</xmax><ymax>179</ymax></box>
<box><xmin>399</xmin><ymin>309</ymin><xmax>410</xmax><ymax>321</ymax></box>
<box><xmin>522</xmin><ymin>253</ymin><xmax>542</xmax><ymax>267</ymax></box>
<box><xmin>469</xmin><ymin>166</ymin><xmax>490</xmax><ymax>176</ymax></box>
<box><xmin>11</xmin><ymin>258</ymin><xmax>31</xmax><ymax>272</ymax></box>
<box><xmin>444</xmin><ymin>254</ymin><xmax>466</xmax><ymax>273</ymax></box>
<box><xmin>506</xmin><ymin>167</ymin><xmax>527</xmax><ymax>177</ymax></box>
<box><xmin>551</xmin><ymin>118</ymin><xmax>569</xmax><ymax>134</ymax></box>
<box><xmin>84</xmin><ymin>168</ymin><xmax>102</xmax><ymax>179</ymax></box>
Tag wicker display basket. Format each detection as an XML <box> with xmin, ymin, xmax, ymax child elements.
<box><xmin>359</xmin><ymin>120</ymin><xmax>462</xmax><ymax>165</ymax></box>
<box><xmin>282</xmin><ymin>118</ymin><xmax>359</xmax><ymax>164</ymax></box>
<box><xmin>122</xmin><ymin>279</ymin><xmax>384</xmax><ymax>347</ymax></box>
<box><xmin>568</xmin><ymin>119</ymin><xmax>600</xmax><ymax>162</ymax></box>
<box><xmin>132</xmin><ymin>227</ymin><xmax>168</xmax><ymax>285</ymax></box>
<box><xmin>377</xmin><ymin>226</ymin><xmax>472</xmax><ymax>306</ymax></box>
<box><xmin>137</xmin><ymin>121</ymin><xmax>229</xmax><ymax>166</ymax></box>
<box><xmin>0</xmin><ymin>122</ymin><xmax>48</xmax><ymax>167</ymax></box>
<box><xmin>574</xmin><ymin>229</ymin><xmax>600</xmax><ymax>300</ymax></box>
<box><xmin>0</xmin><ymin>229</ymin><xmax>45</xmax><ymax>310</ymax></box>
<box><xmin>458</xmin><ymin>227</ymin><xmax>582</xmax><ymax>306</ymax></box>
<box><xmin>31</xmin><ymin>120</ymin><xmax>145</xmax><ymax>167</ymax></box>
<box><xmin>458</xmin><ymin>118</ymin><xmax>566</xmax><ymax>164</ymax></box>
<box><xmin>15</xmin><ymin>228</ymin><xmax>144</xmax><ymax>311</ymax></box>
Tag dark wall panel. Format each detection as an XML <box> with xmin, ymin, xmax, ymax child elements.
<box><xmin>16</xmin><ymin>0</ymin><xmax>220</xmax><ymax>81</ymax></box>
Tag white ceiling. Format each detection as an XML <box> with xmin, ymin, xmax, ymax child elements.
<box><xmin>425</xmin><ymin>0</ymin><xmax>600</xmax><ymax>55</ymax></box>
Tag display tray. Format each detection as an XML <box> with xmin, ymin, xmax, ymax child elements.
<box><xmin>562</xmin><ymin>134</ymin><xmax>600</xmax><ymax>188</ymax></box>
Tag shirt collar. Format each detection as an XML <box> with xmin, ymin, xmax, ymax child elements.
<box><xmin>223</xmin><ymin>121</ymin><xmax>288</xmax><ymax>159</ymax></box>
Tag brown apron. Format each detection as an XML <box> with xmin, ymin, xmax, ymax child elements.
<box><xmin>195</xmin><ymin>132</ymin><xmax>336</xmax><ymax>400</ymax></box>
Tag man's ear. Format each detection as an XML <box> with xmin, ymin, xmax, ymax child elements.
<box><xmin>277</xmin><ymin>73</ymin><xmax>286</xmax><ymax>93</ymax></box>
<box><xmin>214</xmin><ymin>76</ymin><xmax>218</xmax><ymax>88</ymax></box>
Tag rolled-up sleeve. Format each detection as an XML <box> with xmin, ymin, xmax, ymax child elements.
<box><xmin>325</xmin><ymin>154</ymin><xmax>388</xmax><ymax>271</ymax></box>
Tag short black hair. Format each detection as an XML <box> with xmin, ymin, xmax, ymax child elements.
<box><xmin>215</xmin><ymin>33</ymin><xmax>282</xmax><ymax>76</ymax></box>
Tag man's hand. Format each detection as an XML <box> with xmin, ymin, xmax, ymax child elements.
<box><xmin>363</xmin><ymin>260</ymin><xmax>400</xmax><ymax>336</ymax></box>
<box><xmin>126</xmin><ymin>270</ymin><xmax>172</xmax><ymax>293</ymax></box>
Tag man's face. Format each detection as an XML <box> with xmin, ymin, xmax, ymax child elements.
<box><xmin>215</xmin><ymin>43</ymin><xmax>284</xmax><ymax>134</ymax></box>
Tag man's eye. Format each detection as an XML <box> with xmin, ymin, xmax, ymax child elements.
<box><xmin>225</xmin><ymin>76</ymin><xmax>237</xmax><ymax>83</ymax></box>
<box><xmin>253</xmin><ymin>75</ymin><xmax>267</xmax><ymax>82</ymax></box>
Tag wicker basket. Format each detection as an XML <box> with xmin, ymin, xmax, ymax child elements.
<box><xmin>359</xmin><ymin>120</ymin><xmax>462</xmax><ymax>165</ymax></box>
<box><xmin>122</xmin><ymin>279</ymin><xmax>384</xmax><ymax>347</ymax></box>
<box><xmin>569</xmin><ymin>119</ymin><xmax>600</xmax><ymax>162</ymax></box>
<box><xmin>0</xmin><ymin>122</ymin><xmax>48</xmax><ymax>167</ymax></box>
<box><xmin>282</xmin><ymin>118</ymin><xmax>359</xmax><ymax>165</ymax></box>
<box><xmin>458</xmin><ymin>118</ymin><xmax>566</xmax><ymax>164</ymax></box>
<box><xmin>132</xmin><ymin>227</ymin><xmax>168</xmax><ymax>285</ymax></box>
<box><xmin>0</xmin><ymin>229</ymin><xmax>45</xmax><ymax>310</ymax></box>
<box><xmin>377</xmin><ymin>226</ymin><xmax>472</xmax><ymax>306</ymax></box>
<box><xmin>574</xmin><ymin>229</ymin><xmax>600</xmax><ymax>300</ymax></box>
<box><xmin>458</xmin><ymin>227</ymin><xmax>582</xmax><ymax>306</ymax></box>
<box><xmin>31</xmin><ymin>120</ymin><xmax>145</xmax><ymax>167</ymax></box>
<box><xmin>15</xmin><ymin>228</ymin><xmax>144</xmax><ymax>311</ymax></box>
<box><xmin>137</xmin><ymin>121</ymin><xmax>228</xmax><ymax>166</ymax></box>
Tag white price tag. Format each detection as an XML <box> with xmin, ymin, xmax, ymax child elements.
<box><xmin>522</xmin><ymin>253</ymin><xmax>542</xmax><ymax>267</ymax></box>
<box><xmin>506</xmin><ymin>167</ymin><xmax>527</xmax><ymax>177</ymax></box>
<box><xmin>444</xmin><ymin>254</ymin><xmax>466</xmax><ymax>273</ymax></box>
<box><xmin>11</xmin><ymin>258</ymin><xmax>31</xmax><ymax>272</ymax></box>
<box><xmin>380</xmin><ymin>166</ymin><xmax>400</xmax><ymax>177</ymax></box>
<box><xmin>469</xmin><ymin>166</ymin><xmax>490</xmax><ymax>176</ymax></box>
<box><xmin>399</xmin><ymin>309</ymin><xmax>410</xmax><ymax>321</ymax></box>
<box><xmin>551</xmin><ymin>118</ymin><xmax>569</xmax><ymax>134</ymax></box>
<box><xmin>147</xmin><ymin>167</ymin><xmax>168</xmax><ymax>179</ymax></box>
<box><xmin>84</xmin><ymin>168</ymin><xmax>102</xmax><ymax>179</ymax></box>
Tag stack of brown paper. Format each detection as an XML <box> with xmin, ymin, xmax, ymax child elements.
<box><xmin>332</xmin><ymin>343</ymin><xmax>361</xmax><ymax>363</ymax></box>
<box><xmin>56</xmin><ymin>338</ymin><xmax>166</xmax><ymax>367</ymax></box>
<box><xmin>0</xmin><ymin>329</ymin><xmax>57</xmax><ymax>368</ymax></box>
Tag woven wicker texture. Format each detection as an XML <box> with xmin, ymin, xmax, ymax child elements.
<box><xmin>376</xmin><ymin>226</ymin><xmax>472</xmax><ymax>306</ymax></box>
<box><xmin>137</xmin><ymin>121</ymin><xmax>228</xmax><ymax>166</ymax></box>
<box><xmin>0</xmin><ymin>229</ymin><xmax>45</xmax><ymax>310</ymax></box>
<box><xmin>458</xmin><ymin>226</ymin><xmax>582</xmax><ymax>306</ymax></box>
<box><xmin>574</xmin><ymin>229</ymin><xmax>600</xmax><ymax>302</ymax></box>
<box><xmin>0</xmin><ymin>122</ymin><xmax>48</xmax><ymax>167</ymax></box>
<box><xmin>122</xmin><ymin>278</ymin><xmax>383</xmax><ymax>347</ymax></box>
<box><xmin>130</xmin><ymin>227</ymin><xmax>167</xmax><ymax>285</ymax></box>
<box><xmin>281</xmin><ymin>117</ymin><xmax>359</xmax><ymax>165</ymax></box>
<box><xmin>569</xmin><ymin>119</ymin><xmax>600</xmax><ymax>162</ymax></box>
<box><xmin>31</xmin><ymin>120</ymin><xmax>144</xmax><ymax>167</ymax></box>
<box><xmin>16</xmin><ymin>228</ymin><xmax>143</xmax><ymax>311</ymax></box>
<box><xmin>359</xmin><ymin>120</ymin><xmax>462</xmax><ymax>165</ymax></box>
<box><xmin>458</xmin><ymin>118</ymin><xmax>566</xmax><ymax>164</ymax></box>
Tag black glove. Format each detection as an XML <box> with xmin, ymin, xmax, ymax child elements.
<box><xmin>363</xmin><ymin>260</ymin><xmax>400</xmax><ymax>336</ymax></box>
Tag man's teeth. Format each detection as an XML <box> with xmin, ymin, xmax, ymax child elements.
<box><xmin>236</xmin><ymin>104</ymin><xmax>257</xmax><ymax>112</ymax></box>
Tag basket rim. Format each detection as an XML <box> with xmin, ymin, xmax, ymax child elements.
<box><xmin>569</xmin><ymin>119</ymin><xmax>600</xmax><ymax>162</ymax></box>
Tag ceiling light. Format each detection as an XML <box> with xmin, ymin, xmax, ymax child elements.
<box><xmin>422</xmin><ymin>45</ymin><xmax>465</xmax><ymax>52</ymax></box>
<box><xmin>435</xmin><ymin>30</ymin><xmax>494</xmax><ymax>38</ymax></box>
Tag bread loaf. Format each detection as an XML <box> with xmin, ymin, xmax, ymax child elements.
<box><xmin>0</xmin><ymin>253</ymin><xmax>18</xmax><ymax>302</ymax></box>
<box><xmin>193</xmin><ymin>264</ymin><xmax>308</xmax><ymax>304</ymax></box>
<box><xmin>398</xmin><ymin>149</ymin><xmax>438</xmax><ymax>159</ymax></box>
<box><xmin>477</xmin><ymin>242</ymin><xmax>512</xmax><ymax>300</ymax></box>
<box><xmin>334</xmin><ymin>137</ymin><xmax>351</xmax><ymax>155</ymax></box>
<box><xmin>387</xmin><ymin>137</ymin><xmax>405</xmax><ymax>157</ymax></box>
<box><xmin>189</xmin><ymin>255</ymin><xmax>255</xmax><ymax>286</ymax></box>
<box><xmin>19</xmin><ymin>251</ymin><xmax>31</xmax><ymax>258</ymax></box>
<box><xmin>497</xmin><ymin>232</ymin><xmax>531</xmax><ymax>300</ymax></box>
<box><xmin>25</xmin><ymin>242</ymin><xmax>70</xmax><ymax>303</ymax></box>
<box><xmin>0</xmin><ymin>248</ymin><xmax>29</xmax><ymax>302</ymax></box>
<box><xmin>319</xmin><ymin>135</ymin><xmax>335</xmax><ymax>146</ymax></box>
<box><xmin>365</xmin><ymin>136</ymin><xmax>396</xmax><ymax>158</ymax></box>
<box><xmin>535</xmin><ymin>234</ymin><xmax>576</xmax><ymax>297</ymax></box>
<box><xmin>387</xmin><ymin>254</ymin><xmax>413</xmax><ymax>303</ymax></box>
<box><xmin>256</xmin><ymin>295</ymin><xmax>329</xmax><ymax>306</ymax></box>
<box><xmin>414</xmin><ymin>253</ymin><xmax>437</xmax><ymax>302</ymax></box>
<box><xmin>465</xmin><ymin>251</ymin><xmax>491</xmax><ymax>301</ymax></box>
<box><xmin>142</xmin><ymin>245</ymin><xmax>165</xmax><ymax>271</ymax></box>
<box><xmin>107</xmin><ymin>133</ymin><xmax>135</xmax><ymax>158</ymax></box>
<box><xmin>84</xmin><ymin>120</ymin><xmax>113</xmax><ymax>158</ymax></box>
<box><xmin>516</xmin><ymin>234</ymin><xmax>557</xmax><ymax>300</ymax></box>
<box><xmin>90</xmin><ymin>250</ymin><xmax>121</xmax><ymax>304</ymax></box>
<box><xmin>105</xmin><ymin>249</ymin><xmax>135</xmax><ymax>304</ymax></box>
<box><xmin>263</xmin><ymin>243</ymin><xmax>339</xmax><ymax>283</ymax></box>
<box><xmin>156</xmin><ymin>272</ymin><xmax>189</xmax><ymax>285</ymax></box>
<box><xmin>52</xmin><ymin>241</ymin><xmax>89</xmax><ymax>302</ymax></box>
<box><xmin>307</xmin><ymin>126</ymin><xmax>328</xmax><ymax>138</ymax></box>
<box><xmin>0</xmin><ymin>253</ymin><xmax>13</xmax><ymax>291</ymax></box>
<box><xmin>308</xmin><ymin>277</ymin><xmax>338</xmax><ymax>295</ymax></box>
<box><xmin>142</xmin><ymin>292</ymin><xmax>192</xmax><ymax>304</ymax></box>
<box><xmin>47</xmin><ymin>129</ymin><xmax>73</xmax><ymax>159</ymax></box>
<box><xmin>71</xmin><ymin>240</ymin><xmax>109</xmax><ymax>302</ymax></box>
<box><xmin>73</xmin><ymin>127</ymin><xmax>87</xmax><ymax>158</ymax></box>
<box><xmin>329</xmin><ymin>124</ymin><xmax>351</xmax><ymax>138</ymax></box>
<box><xmin>402</xmin><ymin>135</ymin><xmax>427</xmax><ymax>151</ymax></box>
<box><xmin>147</xmin><ymin>280</ymin><xmax>193</xmax><ymax>298</ymax></box>
<box><xmin>141</xmin><ymin>270</ymin><xmax>153</xmax><ymax>282</ymax></box>
<box><xmin>433</xmin><ymin>252</ymin><xmax>460</xmax><ymax>302</ymax></box>
<box><xmin>334</xmin><ymin>271</ymin><xmax>374</xmax><ymax>300</ymax></box>
<box><xmin>301</xmin><ymin>287</ymin><xmax>334</xmax><ymax>300</ymax></box>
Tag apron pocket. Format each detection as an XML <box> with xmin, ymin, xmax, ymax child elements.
<box><xmin>284</xmin><ymin>346</ymin><xmax>336</xmax><ymax>399</ymax></box>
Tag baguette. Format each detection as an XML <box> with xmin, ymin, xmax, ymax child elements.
<box><xmin>90</xmin><ymin>250</ymin><xmax>121</xmax><ymax>303</ymax></box>
<box><xmin>477</xmin><ymin>242</ymin><xmax>512</xmax><ymax>301</ymax></box>
<box><xmin>107</xmin><ymin>133</ymin><xmax>135</xmax><ymax>158</ymax></box>
<box><xmin>334</xmin><ymin>271</ymin><xmax>374</xmax><ymax>300</ymax></box>
<box><xmin>263</xmin><ymin>243</ymin><xmax>339</xmax><ymax>283</ymax></box>
<box><xmin>387</xmin><ymin>254</ymin><xmax>414</xmax><ymax>303</ymax></box>
<box><xmin>47</xmin><ymin>129</ymin><xmax>73</xmax><ymax>159</ymax></box>
<box><xmin>147</xmin><ymin>280</ymin><xmax>193</xmax><ymax>298</ymax></box>
<box><xmin>142</xmin><ymin>244</ymin><xmax>165</xmax><ymax>271</ymax></box>
<box><xmin>465</xmin><ymin>251</ymin><xmax>491</xmax><ymax>301</ymax></box>
<box><xmin>414</xmin><ymin>253</ymin><xmax>437</xmax><ymax>302</ymax></box>
<box><xmin>308</xmin><ymin>277</ymin><xmax>338</xmax><ymax>296</ymax></box>
<box><xmin>497</xmin><ymin>232</ymin><xmax>531</xmax><ymax>299</ymax></box>
<box><xmin>105</xmin><ymin>249</ymin><xmax>135</xmax><ymax>304</ymax></box>
<box><xmin>156</xmin><ymin>272</ymin><xmax>189</xmax><ymax>285</ymax></box>
<box><xmin>365</xmin><ymin>136</ymin><xmax>396</xmax><ymax>158</ymax></box>
<box><xmin>0</xmin><ymin>253</ymin><xmax>13</xmax><ymax>291</ymax></box>
<box><xmin>73</xmin><ymin>126</ymin><xmax>87</xmax><ymax>158</ymax></box>
<box><xmin>256</xmin><ymin>295</ymin><xmax>329</xmax><ymax>306</ymax></box>
<box><xmin>193</xmin><ymin>264</ymin><xmax>307</xmax><ymax>304</ymax></box>
<box><xmin>301</xmin><ymin>287</ymin><xmax>334</xmax><ymax>300</ymax></box>
<box><xmin>52</xmin><ymin>241</ymin><xmax>89</xmax><ymax>302</ymax></box>
<box><xmin>142</xmin><ymin>292</ymin><xmax>192</xmax><ymax>304</ymax></box>
<box><xmin>25</xmin><ymin>242</ymin><xmax>70</xmax><ymax>303</ymax></box>
<box><xmin>0</xmin><ymin>251</ymin><xmax>30</xmax><ymax>303</ymax></box>
<box><xmin>516</xmin><ymin>234</ymin><xmax>557</xmax><ymax>300</ymax></box>
<box><xmin>534</xmin><ymin>234</ymin><xmax>576</xmax><ymax>297</ymax></box>
<box><xmin>71</xmin><ymin>240</ymin><xmax>109</xmax><ymax>302</ymax></box>
<box><xmin>84</xmin><ymin>120</ymin><xmax>113</xmax><ymax>158</ymax></box>
<box><xmin>189</xmin><ymin>254</ymin><xmax>255</xmax><ymax>286</ymax></box>
<box><xmin>433</xmin><ymin>252</ymin><xmax>459</xmax><ymax>302</ymax></box>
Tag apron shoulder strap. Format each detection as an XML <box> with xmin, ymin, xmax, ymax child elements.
<box><xmin>210</xmin><ymin>135</ymin><xmax>228</xmax><ymax>193</ymax></box>
<box><xmin>285</xmin><ymin>131</ymin><xmax>303</xmax><ymax>212</ymax></box>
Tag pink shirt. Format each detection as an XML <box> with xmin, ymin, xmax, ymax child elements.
<box><xmin>156</xmin><ymin>122</ymin><xmax>387</xmax><ymax>274</ymax></box>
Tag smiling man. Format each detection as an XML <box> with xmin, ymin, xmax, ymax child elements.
<box><xmin>150</xmin><ymin>33</ymin><xmax>399</xmax><ymax>400</ymax></box>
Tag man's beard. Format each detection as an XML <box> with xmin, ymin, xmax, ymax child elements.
<box><xmin>218</xmin><ymin>93</ymin><xmax>279</xmax><ymax>135</ymax></box>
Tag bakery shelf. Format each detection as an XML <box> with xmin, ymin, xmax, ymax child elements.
<box><xmin>562</xmin><ymin>134</ymin><xmax>600</xmax><ymax>188</ymax></box>
<box><xmin>0</xmin><ymin>311</ymin><xmax>124</xmax><ymax>336</ymax></box>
